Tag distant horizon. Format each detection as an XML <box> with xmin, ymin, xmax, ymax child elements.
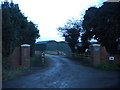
<box><xmin>36</xmin><ymin>40</ymin><xmax>65</xmax><ymax>42</ymax></box>
<box><xmin>36</xmin><ymin>38</ymin><xmax>98</xmax><ymax>43</ymax></box>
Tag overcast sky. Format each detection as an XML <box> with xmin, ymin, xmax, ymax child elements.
<box><xmin>2</xmin><ymin>0</ymin><xmax>107</xmax><ymax>42</ymax></box>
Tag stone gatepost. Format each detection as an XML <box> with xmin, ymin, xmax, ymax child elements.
<box><xmin>21</xmin><ymin>44</ymin><xmax>30</xmax><ymax>68</ymax></box>
<box><xmin>90</xmin><ymin>44</ymin><xmax>101</xmax><ymax>66</ymax></box>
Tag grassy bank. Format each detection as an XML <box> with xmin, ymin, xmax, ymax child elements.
<box><xmin>96</xmin><ymin>54</ymin><xmax>120</xmax><ymax>70</ymax></box>
<box><xmin>2</xmin><ymin>66</ymin><xmax>32</xmax><ymax>81</ymax></box>
<box><xmin>3</xmin><ymin>53</ymin><xmax>49</xmax><ymax>81</ymax></box>
<box><xmin>2</xmin><ymin>57</ymin><xmax>31</xmax><ymax>81</ymax></box>
<box><xmin>66</xmin><ymin>55</ymin><xmax>120</xmax><ymax>71</ymax></box>
<box><xmin>96</xmin><ymin>62</ymin><xmax>120</xmax><ymax>71</ymax></box>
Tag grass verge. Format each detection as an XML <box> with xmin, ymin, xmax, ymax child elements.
<box><xmin>66</xmin><ymin>55</ymin><xmax>120</xmax><ymax>71</ymax></box>
<box><xmin>2</xmin><ymin>66</ymin><xmax>32</xmax><ymax>81</ymax></box>
<box><xmin>95</xmin><ymin>62</ymin><xmax>120</xmax><ymax>71</ymax></box>
<box><xmin>3</xmin><ymin>53</ymin><xmax>49</xmax><ymax>81</ymax></box>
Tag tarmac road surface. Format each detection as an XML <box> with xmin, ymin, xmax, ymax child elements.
<box><xmin>2</xmin><ymin>54</ymin><xmax>120</xmax><ymax>88</ymax></box>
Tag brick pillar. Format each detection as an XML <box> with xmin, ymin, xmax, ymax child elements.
<box><xmin>21</xmin><ymin>44</ymin><xmax>30</xmax><ymax>68</ymax></box>
<box><xmin>91</xmin><ymin>44</ymin><xmax>101</xmax><ymax>66</ymax></box>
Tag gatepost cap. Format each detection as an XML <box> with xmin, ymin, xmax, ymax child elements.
<box><xmin>21</xmin><ymin>44</ymin><xmax>30</xmax><ymax>47</ymax></box>
<box><xmin>92</xmin><ymin>44</ymin><xmax>100</xmax><ymax>46</ymax></box>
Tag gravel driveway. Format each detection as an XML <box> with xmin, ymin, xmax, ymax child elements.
<box><xmin>3</xmin><ymin>54</ymin><xmax>120</xmax><ymax>88</ymax></box>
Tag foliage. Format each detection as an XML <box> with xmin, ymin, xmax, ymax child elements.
<box><xmin>2</xmin><ymin>1</ymin><xmax>40</xmax><ymax>57</ymax></box>
<box><xmin>58</xmin><ymin>20</ymin><xmax>82</xmax><ymax>53</ymax></box>
<box><xmin>82</xmin><ymin>2</ymin><xmax>120</xmax><ymax>54</ymax></box>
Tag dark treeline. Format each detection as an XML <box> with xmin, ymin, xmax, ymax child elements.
<box><xmin>82</xmin><ymin>2</ymin><xmax>120</xmax><ymax>54</ymax></box>
<box><xmin>2</xmin><ymin>1</ymin><xmax>40</xmax><ymax>58</ymax></box>
<box><xmin>58</xmin><ymin>2</ymin><xmax>120</xmax><ymax>54</ymax></box>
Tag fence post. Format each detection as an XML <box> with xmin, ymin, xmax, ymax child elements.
<box><xmin>21</xmin><ymin>44</ymin><xmax>30</xmax><ymax>68</ymax></box>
